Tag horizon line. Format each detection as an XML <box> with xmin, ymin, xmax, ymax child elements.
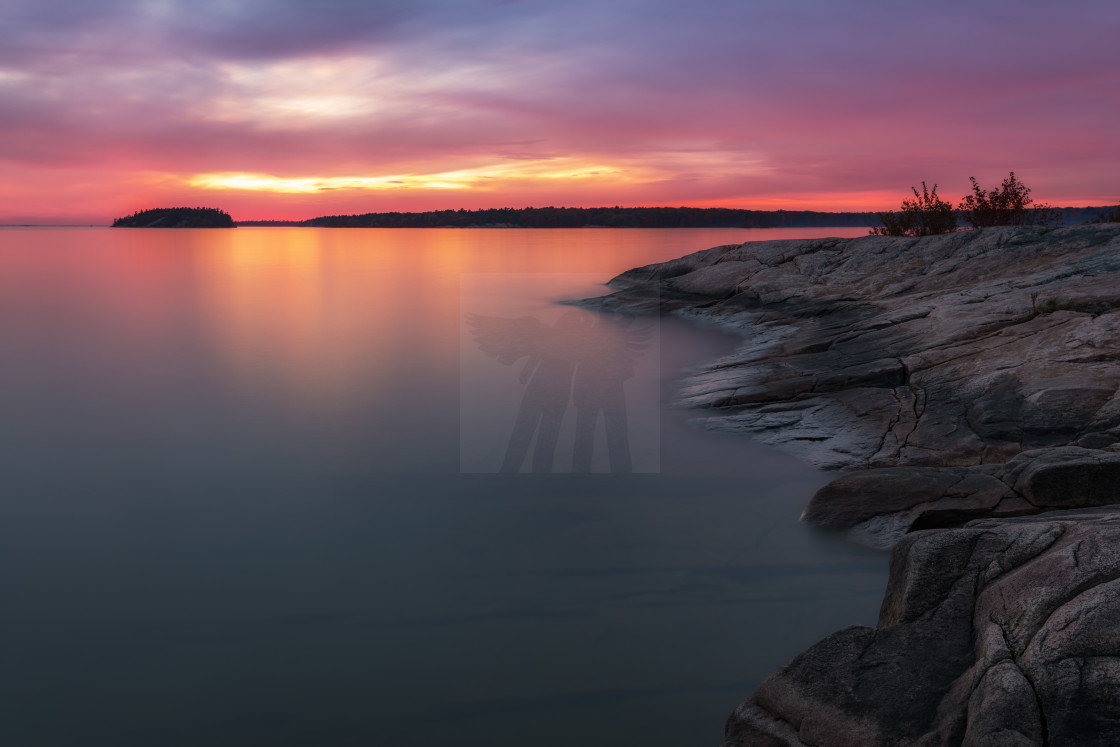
<box><xmin>8</xmin><ymin>202</ymin><xmax>1119</xmax><ymax>227</ymax></box>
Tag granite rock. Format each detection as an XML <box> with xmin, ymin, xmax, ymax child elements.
<box><xmin>590</xmin><ymin>226</ymin><xmax>1120</xmax><ymax>743</ymax></box>
<box><xmin>587</xmin><ymin>225</ymin><xmax>1120</xmax><ymax>533</ymax></box>
<box><xmin>802</xmin><ymin>446</ymin><xmax>1120</xmax><ymax>548</ymax></box>
<box><xmin>723</xmin><ymin>509</ymin><xmax>1120</xmax><ymax>746</ymax></box>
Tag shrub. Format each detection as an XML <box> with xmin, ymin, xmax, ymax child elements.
<box><xmin>958</xmin><ymin>172</ymin><xmax>1059</xmax><ymax>228</ymax></box>
<box><xmin>1093</xmin><ymin>203</ymin><xmax>1120</xmax><ymax>223</ymax></box>
<box><xmin>870</xmin><ymin>182</ymin><xmax>958</xmax><ymax>237</ymax></box>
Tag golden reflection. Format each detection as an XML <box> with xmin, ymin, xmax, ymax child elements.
<box><xmin>190</xmin><ymin>229</ymin><xmax>480</xmax><ymax>416</ymax></box>
<box><xmin>185</xmin><ymin>227</ymin><xmax>788</xmax><ymax>421</ymax></box>
<box><xmin>193</xmin><ymin>230</ymin><xmax>337</xmax><ymax>411</ymax></box>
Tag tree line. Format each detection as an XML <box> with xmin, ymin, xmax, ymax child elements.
<box><xmin>110</xmin><ymin>197</ymin><xmax>1119</xmax><ymax>231</ymax></box>
<box><xmin>299</xmin><ymin>206</ymin><xmax>880</xmax><ymax>228</ymax></box>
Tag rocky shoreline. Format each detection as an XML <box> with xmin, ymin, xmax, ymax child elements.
<box><xmin>587</xmin><ymin>224</ymin><xmax>1120</xmax><ymax>745</ymax></box>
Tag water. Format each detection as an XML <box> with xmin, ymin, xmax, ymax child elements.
<box><xmin>0</xmin><ymin>226</ymin><xmax>885</xmax><ymax>746</ymax></box>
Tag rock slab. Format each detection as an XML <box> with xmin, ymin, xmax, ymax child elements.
<box><xmin>587</xmin><ymin>225</ymin><xmax>1120</xmax><ymax>532</ymax></box>
<box><xmin>587</xmin><ymin>225</ymin><xmax>1120</xmax><ymax>745</ymax></box>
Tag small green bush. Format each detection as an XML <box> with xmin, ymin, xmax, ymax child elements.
<box><xmin>870</xmin><ymin>182</ymin><xmax>958</xmax><ymax>237</ymax></box>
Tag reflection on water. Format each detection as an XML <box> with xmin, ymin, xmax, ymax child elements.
<box><xmin>467</xmin><ymin>308</ymin><xmax>652</xmax><ymax>473</ymax></box>
<box><xmin>0</xmin><ymin>226</ymin><xmax>882</xmax><ymax>747</ymax></box>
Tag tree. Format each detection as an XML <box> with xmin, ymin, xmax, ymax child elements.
<box><xmin>870</xmin><ymin>181</ymin><xmax>957</xmax><ymax>237</ymax></box>
<box><xmin>957</xmin><ymin>172</ymin><xmax>1059</xmax><ymax>228</ymax></box>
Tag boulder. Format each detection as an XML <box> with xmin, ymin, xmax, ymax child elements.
<box><xmin>724</xmin><ymin>509</ymin><xmax>1120</xmax><ymax>746</ymax></box>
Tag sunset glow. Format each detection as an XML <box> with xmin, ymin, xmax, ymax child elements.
<box><xmin>2</xmin><ymin>0</ymin><xmax>1118</xmax><ymax>223</ymax></box>
<box><xmin>187</xmin><ymin>160</ymin><xmax>636</xmax><ymax>194</ymax></box>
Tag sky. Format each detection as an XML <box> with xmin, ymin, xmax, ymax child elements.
<box><xmin>2</xmin><ymin>0</ymin><xmax>1118</xmax><ymax>223</ymax></box>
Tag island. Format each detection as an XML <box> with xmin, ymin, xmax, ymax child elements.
<box><xmin>112</xmin><ymin>207</ymin><xmax>235</xmax><ymax>228</ymax></box>
<box><xmin>587</xmin><ymin>223</ymin><xmax>1120</xmax><ymax>745</ymax></box>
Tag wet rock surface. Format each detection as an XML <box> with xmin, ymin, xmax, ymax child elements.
<box><xmin>588</xmin><ymin>225</ymin><xmax>1120</xmax><ymax>745</ymax></box>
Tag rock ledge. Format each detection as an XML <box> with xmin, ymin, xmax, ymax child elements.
<box><xmin>726</xmin><ymin>508</ymin><xmax>1120</xmax><ymax>746</ymax></box>
<box><xmin>588</xmin><ymin>225</ymin><xmax>1120</xmax><ymax>745</ymax></box>
<box><xmin>588</xmin><ymin>225</ymin><xmax>1120</xmax><ymax>541</ymax></box>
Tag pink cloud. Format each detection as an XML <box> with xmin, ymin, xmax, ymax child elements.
<box><xmin>1</xmin><ymin>0</ymin><xmax>1117</xmax><ymax>222</ymax></box>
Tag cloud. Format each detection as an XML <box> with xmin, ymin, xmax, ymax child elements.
<box><xmin>1</xmin><ymin>0</ymin><xmax>1119</xmax><ymax>221</ymax></box>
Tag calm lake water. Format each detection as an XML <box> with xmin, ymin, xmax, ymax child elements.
<box><xmin>0</xmin><ymin>226</ymin><xmax>885</xmax><ymax>746</ymax></box>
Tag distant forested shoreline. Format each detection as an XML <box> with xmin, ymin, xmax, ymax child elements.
<box><xmin>240</xmin><ymin>206</ymin><xmax>881</xmax><ymax>228</ymax></box>
<box><xmin>108</xmin><ymin>204</ymin><xmax>1118</xmax><ymax>229</ymax></box>
<box><xmin>237</xmin><ymin>205</ymin><xmax>1118</xmax><ymax>228</ymax></box>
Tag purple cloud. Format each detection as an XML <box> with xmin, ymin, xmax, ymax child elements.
<box><xmin>1</xmin><ymin>0</ymin><xmax>1118</xmax><ymax>221</ymax></box>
